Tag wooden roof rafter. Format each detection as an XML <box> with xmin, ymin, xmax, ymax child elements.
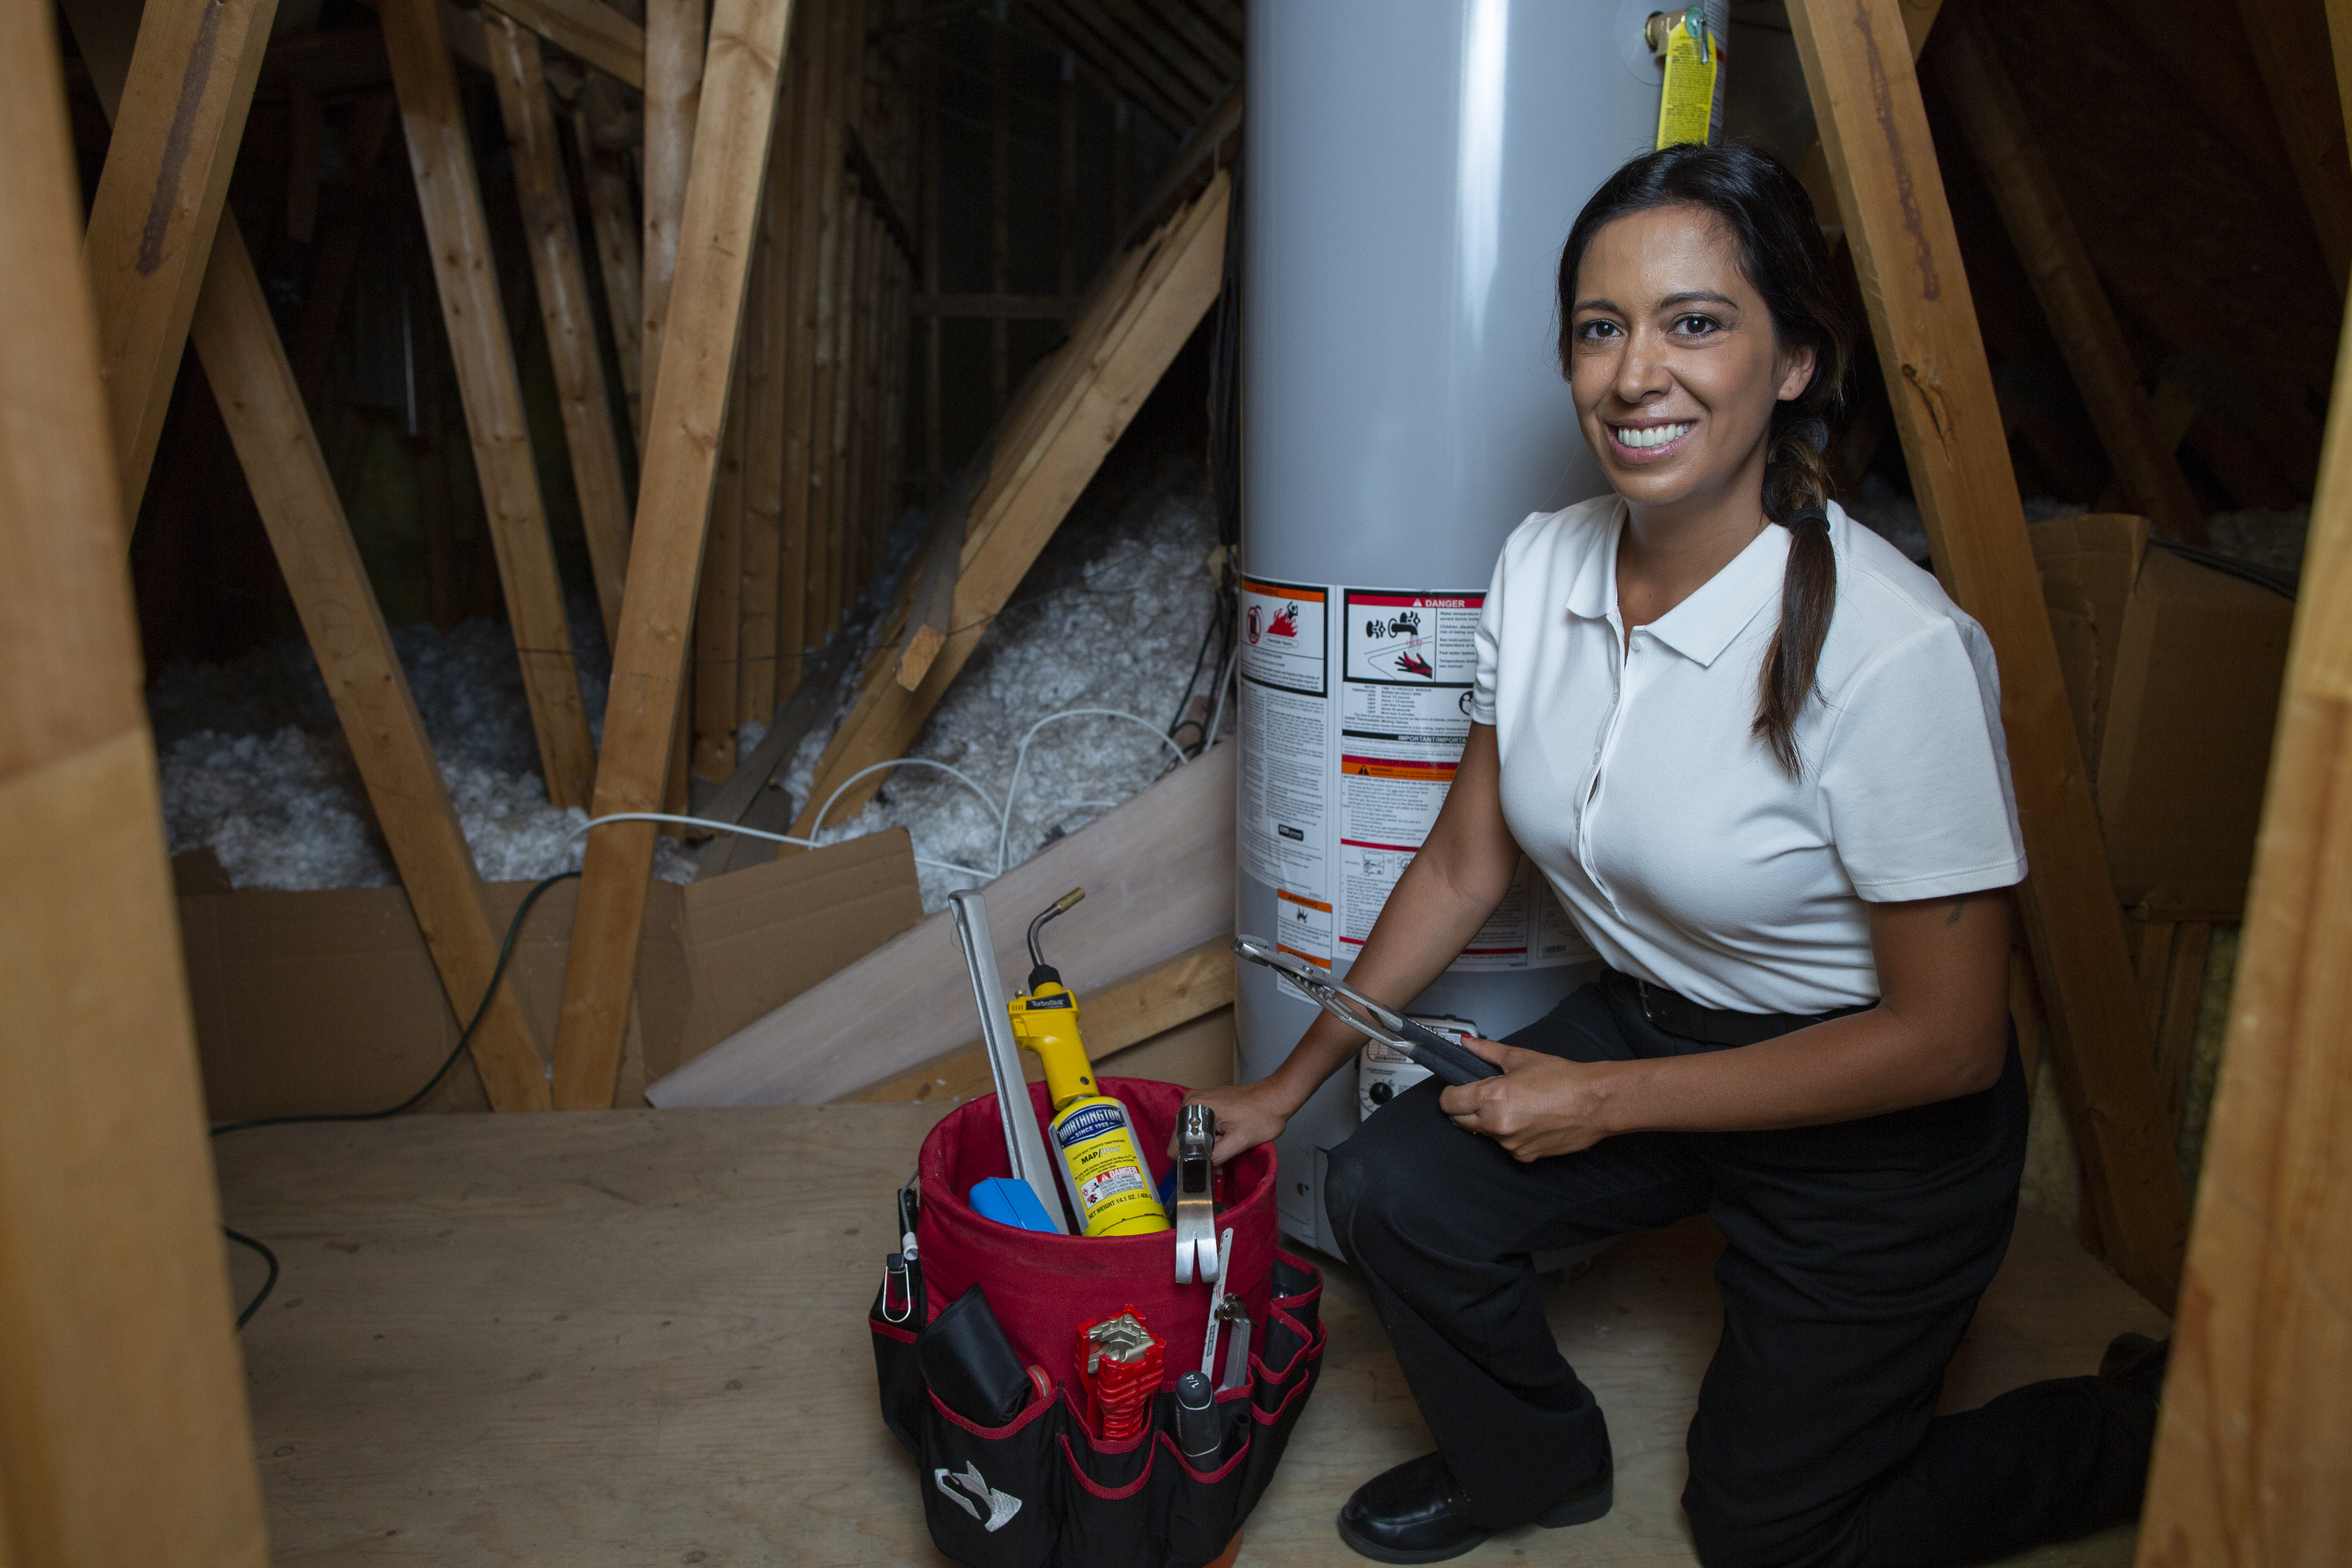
<box><xmin>1016</xmin><ymin>0</ymin><xmax>1196</xmax><ymax>131</ymax></box>
<box><xmin>1132</xmin><ymin>0</ymin><xmax>1238</xmax><ymax>81</ymax></box>
<box><xmin>1077</xmin><ymin>0</ymin><xmax>1225</xmax><ymax>107</ymax></box>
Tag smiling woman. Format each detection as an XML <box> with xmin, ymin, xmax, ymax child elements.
<box><xmin>1559</xmin><ymin>147</ymin><xmax>1854</xmax><ymax>777</ymax></box>
<box><xmin>1188</xmin><ymin>143</ymin><xmax>2169</xmax><ymax>1568</ymax></box>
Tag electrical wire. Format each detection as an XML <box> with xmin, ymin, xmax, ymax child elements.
<box><xmin>577</xmin><ymin>810</ymin><xmax>997</xmax><ymax>881</ymax></box>
<box><xmin>809</xmin><ymin>758</ymin><xmax>1004</xmax><ymax>838</ymax></box>
<box><xmin>223</xmin><ymin>1227</ymin><xmax>279</xmax><ymax>1330</ymax></box>
<box><xmin>211</xmin><ymin>868</ymin><xmax>586</xmax><ymax>1327</ymax></box>
<box><xmin>995</xmin><ymin>708</ymin><xmax>1189</xmax><ymax>875</ymax></box>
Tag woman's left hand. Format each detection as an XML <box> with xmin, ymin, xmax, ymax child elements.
<box><xmin>1438</xmin><ymin>1038</ymin><xmax>1616</xmax><ymax>1160</ymax></box>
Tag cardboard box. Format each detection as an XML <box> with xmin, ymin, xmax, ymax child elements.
<box><xmin>2031</xmin><ymin>515</ymin><xmax>2294</xmax><ymax>915</ymax></box>
<box><xmin>176</xmin><ymin>830</ymin><xmax>924</xmax><ymax>1121</ymax></box>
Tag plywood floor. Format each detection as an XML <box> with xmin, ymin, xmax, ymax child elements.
<box><xmin>214</xmin><ymin>1106</ymin><xmax>2169</xmax><ymax>1566</ymax></box>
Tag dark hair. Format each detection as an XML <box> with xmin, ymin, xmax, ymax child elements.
<box><xmin>1556</xmin><ymin>143</ymin><xmax>1856</xmax><ymax>777</ymax></box>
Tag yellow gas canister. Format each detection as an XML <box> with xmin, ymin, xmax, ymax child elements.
<box><xmin>1009</xmin><ymin>971</ymin><xmax>1172</xmax><ymax>1239</ymax></box>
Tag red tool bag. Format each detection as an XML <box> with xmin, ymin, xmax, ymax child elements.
<box><xmin>870</xmin><ymin>1078</ymin><xmax>1327</xmax><ymax>1568</ymax></box>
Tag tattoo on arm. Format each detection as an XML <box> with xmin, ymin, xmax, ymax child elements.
<box><xmin>1945</xmin><ymin>894</ymin><xmax>1971</xmax><ymax>927</ymax></box>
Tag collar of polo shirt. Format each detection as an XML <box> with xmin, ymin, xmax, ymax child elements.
<box><xmin>1564</xmin><ymin>500</ymin><xmax>1796</xmax><ymax>668</ymax></box>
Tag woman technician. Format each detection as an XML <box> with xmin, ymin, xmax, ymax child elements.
<box><xmin>1187</xmin><ymin>143</ymin><xmax>2166</xmax><ymax>1568</ymax></box>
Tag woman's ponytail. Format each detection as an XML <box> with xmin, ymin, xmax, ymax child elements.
<box><xmin>1755</xmin><ymin>415</ymin><xmax>1836</xmax><ymax>778</ymax></box>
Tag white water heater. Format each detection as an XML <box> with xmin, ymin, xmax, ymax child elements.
<box><xmin>1237</xmin><ymin>0</ymin><xmax>1670</xmax><ymax>1251</ymax></box>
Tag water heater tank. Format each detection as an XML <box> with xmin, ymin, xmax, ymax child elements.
<box><xmin>1237</xmin><ymin>0</ymin><xmax>1679</xmax><ymax>1252</ymax></box>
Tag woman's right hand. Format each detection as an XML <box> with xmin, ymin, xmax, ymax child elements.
<box><xmin>1173</xmin><ymin>1080</ymin><xmax>1296</xmax><ymax>1167</ymax></box>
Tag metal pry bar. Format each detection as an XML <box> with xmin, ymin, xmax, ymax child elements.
<box><xmin>1173</xmin><ymin>1102</ymin><xmax>1221</xmax><ymax>1284</ymax></box>
<box><xmin>950</xmin><ymin>890</ymin><xmax>1068</xmax><ymax>1232</ymax></box>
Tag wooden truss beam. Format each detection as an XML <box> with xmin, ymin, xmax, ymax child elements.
<box><xmin>0</xmin><ymin>6</ymin><xmax>270</xmax><ymax>1558</ymax></box>
<box><xmin>2135</xmin><ymin>17</ymin><xmax>2352</xmax><ymax>1554</ymax></box>
<box><xmin>574</xmin><ymin>74</ymin><xmax>646</xmax><ymax>439</ymax></box>
<box><xmin>486</xmin><ymin>12</ymin><xmax>634</xmax><ymax>646</ymax></box>
<box><xmin>638</xmin><ymin>0</ymin><xmax>703</xmax><ymax>444</ymax></box>
<box><xmin>384</xmin><ymin>0</ymin><xmax>599</xmax><ymax>810</ymax></box>
<box><xmin>1929</xmin><ymin>13</ymin><xmax>2209</xmax><ymax>546</ymax></box>
<box><xmin>789</xmin><ymin>170</ymin><xmax>1230</xmax><ymax>842</ymax></box>
<box><xmin>2238</xmin><ymin>0</ymin><xmax>2352</xmax><ymax>291</ymax></box>
<box><xmin>80</xmin><ymin>0</ymin><xmax>280</xmax><ymax>515</ymax></box>
<box><xmin>1788</xmin><ymin>0</ymin><xmax>2189</xmax><ymax>1309</ymax></box>
<box><xmin>487</xmin><ymin>0</ymin><xmax>644</xmax><ymax>89</ymax></box>
<box><xmin>552</xmin><ymin>0</ymin><xmax>802</xmax><ymax>1109</ymax></box>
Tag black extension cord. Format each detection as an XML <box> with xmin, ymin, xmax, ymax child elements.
<box><xmin>211</xmin><ymin>869</ymin><xmax>582</xmax><ymax>1329</ymax></box>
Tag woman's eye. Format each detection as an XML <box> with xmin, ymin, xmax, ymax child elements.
<box><xmin>1672</xmin><ymin>314</ymin><xmax>1721</xmax><ymax>337</ymax></box>
<box><xmin>1577</xmin><ymin>319</ymin><xmax>1621</xmax><ymax>342</ymax></box>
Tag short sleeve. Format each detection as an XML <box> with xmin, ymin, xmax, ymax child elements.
<box><xmin>1470</xmin><ymin>542</ymin><xmax>1510</xmax><ymax>727</ymax></box>
<box><xmin>1817</xmin><ymin>617</ymin><xmax>2027</xmax><ymax>902</ymax></box>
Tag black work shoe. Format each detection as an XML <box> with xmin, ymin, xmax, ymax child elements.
<box><xmin>2094</xmin><ymin>1332</ymin><xmax>2171</xmax><ymax>1449</ymax></box>
<box><xmin>1334</xmin><ymin>1450</ymin><xmax>1613</xmax><ymax>1564</ymax></box>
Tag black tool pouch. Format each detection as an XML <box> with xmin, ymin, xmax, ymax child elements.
<box><xmin>870</xmin><ymin>1253</ymin><xmax>1326</xmax><ymax>1568</ymax></box>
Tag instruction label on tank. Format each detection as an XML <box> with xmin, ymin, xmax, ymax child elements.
<box><xmin>1336</xmin><ymin>588</ymin><xmax>1586</xmax><ymax>972</ymax></box>
<box><xmin>1274</xmin><ymin>888</ymin><xmax>1334</xmax><ymax>970</ymax></box>
<box><xmin>1239</xmin><ymin>578</ymin><xmax>1335</xmax><ymax>899</ymax></box>
<box><xmin>1241</xmin><ymin>577</ymin><xmax>1590</xmax><ymax>973</ymax></box>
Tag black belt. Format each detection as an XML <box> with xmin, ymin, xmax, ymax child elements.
<box><xmin>1604</xmin><ymin>968</ymin><xmax>1873</xmax><ymax>1049</ymax></box>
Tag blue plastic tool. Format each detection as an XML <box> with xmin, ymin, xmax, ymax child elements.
<box><xmin>969</xmin><ymin>1177</ymin><xmax>1062</xmax><ymax>1233</ymax></box>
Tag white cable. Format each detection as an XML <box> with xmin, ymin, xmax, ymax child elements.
<box><xmin>570</xmin><ymin>812</ymin><xmax>995</xmax><ymax>881</ymax></box>
<box><xmin>995</xmin><ymin>708</ymin><xmax>1187</xmax><ymax>875</ymax></box>
<box><xmin>1204</xmin><ymin>638</ymin><xmax>1241</xmax><ymax>753</ymax></box>
<box><xmin>809</xmin><ymin>757</ymin><xmax>1004</xmax><ymax>839</ymax></box>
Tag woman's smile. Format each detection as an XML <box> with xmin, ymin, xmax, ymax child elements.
<box><xmin>1608</xmin><ymin>418</ymin><xmax>1697</xmax><ymax>460</ymax></box>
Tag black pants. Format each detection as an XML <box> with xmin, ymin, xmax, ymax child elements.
<box><xmin>1323</xmin><ymin>975</ymin><xmax>2155</xmax><ymax>1568</ymax></box>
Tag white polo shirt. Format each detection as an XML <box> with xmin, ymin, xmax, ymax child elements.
<box><xmin>1471</xmin><ymin>496</ymin><xmax>2025</xmax><ymax>1014</ymax></box>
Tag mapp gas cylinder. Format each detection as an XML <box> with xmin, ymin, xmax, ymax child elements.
<box><xmin>1009</xmin><ymin>891</ymin><xmax>1172</xmax><ymax>1239</ymax></box>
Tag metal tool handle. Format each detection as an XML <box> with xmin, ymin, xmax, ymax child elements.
<box><xmin>1232</xmin><ymin>934</ymin><xmax>1502</xmax><ymax>1086</ymax></box>
<box><xmin>950</xmin><ymin>891</ymin><xmax>1068</xmax><ymax>1233</ymax></box>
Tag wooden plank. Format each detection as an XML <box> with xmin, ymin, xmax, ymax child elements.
<box><xmin>841</xmin><ymin>933</ymin><xmax>1234</xmax><ymax>1105</ymax></box>
<box><xmin>213</xmin><ymin>1107</ymin><xmax>2161</xmax><ymax>1566</ymax></box>
<box><xmin>692</xmin><ymin>351</ymin><xmax>747</xmax><ymax>781</ymax></box>
<box><xmin>192</xmin><ymin>231</ymin><xmax>557</xmax><ymax>1113</ymax></box>
<box><xmin>804</xmin><ymin>0</ymin><xmax>854</xmax><ymax>643</ymax></box>
<box><xmin>574</xmin><ymin>76</ymin><xmax>645</xmax><ymax>441</ymax></box>
<box><xmin>653</xmin><ymin>739</ymin><xmax>1236</xmax><ymax>1106</ymax></box>
<box><xmin>486</xmin><ymin>0</ymin><xmax>644</xmax><ymax>89</ymax></box>
<box><xmin>1020</xmin><ymin>0</ymin><xmax>1189</xmax><ymax>131</ymax></box>
<box><xmin>775</xmin><ymin>0</ymin><xmax>829</xmax><ymax>685</ymax></box>
<box><xmin>914</xmin><ymin>292</ymin><xmax>1080</xmax><ymax>319</ymax></box>
<box><xmin>487</xmin><ymin>11</ymin><xmax>634</xmax><ymax>647</ymax></box>
<box><xmin>79</xmin><ymin>0</ymin><xmax>281</xmax><ymax>514</ymax></box>
<box><xmin>1082</xmin><ymin>0</ymin><xmax>1221</xmax><ymax>109</ymax></box>
<box><xmin>738</xmin><ymin>141</ymin><xmax>786</xmax><ymax>728</ymax></box>
<box><xmin>383</xmin><ymin>0</ymin><xmax>599</xmax><ymax>811</ymax></box>
<box><xmin>2152</xmin><ymin>921</ymin><xmax>2209</xmax><ymax>1130</ymax></box>
<box><xmin>1930</xmin><ymin>14</ymin><xmax>2208</xmax><ymax>547</ymax></box>
<box><xmin>1788</xmin><ymin>0</ymin><xmax>2188</xmax><ymax>1310</ymax></box>
<box><xmin>287</xmin><ymin>85</ymin><xmax>324</xmax><ymax>243</ymax></box>
<box><xmin>894</xmin><ymin>472</ymin><xmax>969</xmax><ymax>689</ymax></box>
<box><xmin>551</xmin><ymin>0</ymin><xmax>800</xmax><ymax>1109</ymax></box>
<box><xmin>788</xmin><ymin>172</ymin><xmax>1228</xmax><ymax>840</ymax></box>
<box><xmin>0</xmin><ymin>6</ymin><xmax>270</xmax><ymax>1555</ymax></box>
<box><xmin>638</xmin><ymin>0</ymin><xmax>703</xmax><ymax>445</ymax></box>
<box><xmin>2134</xmin><ymin>240</ymin><xmax>2352</xmax><ymax>1568</ymax></box>
<box><xmin>2239</xmin><ymin>0</ymin><xmax>2352</xmax><ymax>290</ymax></box>
<box><xmin>291</xmin><ymin>89</ymin><xmax>396</xmax><ymax>407</ymax></box>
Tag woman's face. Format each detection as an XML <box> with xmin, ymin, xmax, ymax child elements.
<box><xmin>1567</xmin><ymin>205</ymin><xmax>1815</xmax><ymax>517</ymax></box>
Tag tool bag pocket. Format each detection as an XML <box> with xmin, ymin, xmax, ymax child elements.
<box><xmin>871</xmin><ymin>1252</ymin><xmax>1324</xmax><ymax>1568</ymax></box>
<box><xmin>868</xmin><ymin>1082</ymin><xmax>1327</xmax><ymax>1568</ymax></box>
